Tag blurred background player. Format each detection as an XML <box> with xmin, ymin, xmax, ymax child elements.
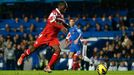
<box><xmin>65</xmin><ymin>19</ymin><xmax>82</xmax><ymax>70</ymax></box>
<box><xmin>17</xmin><ymin>2</ymin><xmax>68</xmax><ymax>73</ymax></box>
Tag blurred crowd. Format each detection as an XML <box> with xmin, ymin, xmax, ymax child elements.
<box><xmin>89</xmin><ymin>32</ymin><xmax>134</xmax><ymax>71</ymax></box>
<box><xmin>0</xmin><ymin>13</ymin><xmax>134</xmax><ymax>71</ymax></box>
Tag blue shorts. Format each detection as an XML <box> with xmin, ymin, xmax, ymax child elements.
<box><xmin>69</xmin><ymin>43</ymin><xmax>82</xmax><ymax>55</ymax></box>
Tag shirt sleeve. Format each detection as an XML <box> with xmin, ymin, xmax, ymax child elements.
<box><xmin>53</xmin><ymin>21</ymin><xmax>65</xmax><ymax>30</ymax></box>
<box><xmin>48</xmin><ymin>11</ymin><xmax>57</xmax><ymax>23</ymax></box>
<box><xmin>66</xmin><ymin>32</ymin><xmax>71</xmax><ymax>40</ymax></box>
<box><xmin>76</xmin><ymin>26</ymin><xmax>82</xmax><ymax>34</ymax></box>
<box><xmin>48</xmin><ymin>11</ymin><xmax>65</xmax><ymax>30</ymax></box>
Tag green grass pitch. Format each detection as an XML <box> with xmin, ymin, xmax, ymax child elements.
<box><xmin>0</xmin><ymin>70</ymin><xmax>134</xmax><ymax>75</ymax></box>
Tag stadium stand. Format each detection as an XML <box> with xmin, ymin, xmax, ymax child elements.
<box><xmin>0</xmin><ymin>0</ymin><xmax>134</xmax><ymax>71</ymax></box>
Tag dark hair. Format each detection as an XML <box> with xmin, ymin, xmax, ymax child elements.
<box><xmin>58</xmin><ymin>1</ymin><xmax>68</xmax><ymax>8</ymax></box>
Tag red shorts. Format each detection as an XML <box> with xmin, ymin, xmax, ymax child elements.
<box><xmin>33</xmin><ymin>34</ymin><xmax>60</xmax><ymax>48</ymax></box>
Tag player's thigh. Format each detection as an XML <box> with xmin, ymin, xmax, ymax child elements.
<box><xmin>69</xmin><ymin>52</ymin><xmax>74</xmax><ymax>58</ymax></box>
<box><xmin>69</xmin><ymin>45</ymin><xmax>76</xmax><ymax>58</ymax></box>
<box><xmin>51</xmin><ymin>45</ymin><xmax>61</xmax><ymax>52</ymax></box>
<box><xmin>34</xmin><ymin>34</ymin><xmax>47</xmax><ymax>48</ymax></box>
<box><xmin>50</xmin><ymin>38</ymin><xmax>61</xmax><ymax>52</ymax></box>
<box><xmin>74</xmin><ymin>45</ymin><xmax>81</xmax><ymax>55</ymax></box>
<box><xmin>49</xmin><ymin>38</ymin><xmax>60</xmax><ymax>47</ymax></box>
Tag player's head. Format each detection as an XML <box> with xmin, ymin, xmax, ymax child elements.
<box><xmin>57</xmin><ymin>1</ymin><xmax>68</xmax><ymax>13</ymax></box>
<box><xmin>69</xmin><ymin>18</ymin><xmax>75</xmax><ymax>27</ymax></box>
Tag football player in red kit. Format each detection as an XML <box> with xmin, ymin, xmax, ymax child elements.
<box><xmin>17</xmin><ymin>2</ymin><xmax>69</xmax><ymax>73</ymax></box>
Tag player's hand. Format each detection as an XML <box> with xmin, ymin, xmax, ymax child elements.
<box><xmin>74</xmin><ymin>39</ymin><xmax>78</xmax><ymax>44</ymax></box>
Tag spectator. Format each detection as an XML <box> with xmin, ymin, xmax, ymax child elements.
<box><xmin>95</xmin><ymin>23</ymin><xmax>101</xmax><ymax>31</ymax></box>
<box><xmin>130</xmin><ymin>48</ymin><xmax>134</xmax><ymax>58</ymax></box>
<box><xmin>99</xmin><ymin>50</ymin><xmax>104</xmax><ymax>57</ymax></box>
<box><xmin>4</xmin><ymin>38</ymin><xmax>12</xmax><ymax>48</ymax></box>
<box><xmin>4</xmin><ymin>44</ymin><xmax>15</xmax><ymax>70</ymax></box>
<box><xmin>118</xmin><ymin>61</ymin><xmax>128</xmax><ymax>71</ymax></box>
<box><xmin>104</xmin><ymin>24</ymin><xmax>110</xmax><ymax>31</ymax></box>
<box><xmin>114</xmin><ymin>44</ymin><xmax>121</xmax><ymax>53</ymax></box>
<box><xmin>82</xmin><ymin>26</ymin><xmax>88</xmax><ymax>32</ymax></box>
<box><xmin>93</xmin><ymin>47</ymin><xmax>98</xmax><ymax>57</ymax></box>
<box><xmin>14</xmin><ymin>44</ymin><xmax>24</xmax><ymax>70</ymax></box>
<box><xmin>35</xmin><ymin>17</ymin><xmax>40</xmax><ymax>22</ymax></box>
<box><xmin>0</xmin><ymin>35</ymin><xmax>4</xmax><ymax>48</ymax></box>
<box><xmin>42</xmin><ymin>16</ymin><xmax>47</xmax><ymax>23</ymax></box>
<box><xmin>108</xmin><ymin>61</ymin><xmax>118</xmax><ymax>71</ymax></box>
<box><xmin>30</xmin><ymin>24</ymin><xmax>35</xmax><ymax>32</ymax></box>
<box><xmin>131</xmin><ymin>61</ymin><xmax>134</xmax><ymax>70</ymax></box>
<box><xmin>0</xmin><ymin>53</ymin><xmax>4</xmax><ymax>70</ymax></box>
<box><xmin>77</xmin><ymin>23</ymin><xmax>82</xmax><ymax>29</ymax></box>
<box><xmin>75</xmin><ymin>14</ymin><xmax>81</xmax><ymax>25</ymax></box>
<box><xmin>5</xmin><ymin>24</ymin><xmax>11</xmax><ymax>32</ymax></box>
<box><xmin>80</xmin><ymin>15</ymin><xmax>89</xmax><ymax>26</ymax></box>
<box><xmin>129</xmin><ymin>31</ymin><xmax>134</xmax><ymax>45</ymax></box>
<box><xmin>28</xmin><ymin>34</ymin><xmax>34</xmax><ymax>42</ymax></box>
<box><xmin>24</xmin><ymin>16</ymin><xmax>29</xmax><ymax>23</ymax></box>
<box><xmin>98</xmin><ymin>14</ymin><xmax>107</xmax><ymax>27</ymax></box>
<box><xmin>120</xmin><ymin>25</ymin><xmax>128</xmax><ymax>31</ymax></box>
<box><xmin>86</xmin><ymin>23</ymin><xmax>91</xmax><ymax>31</ymax></box>
<box><xmin>22</xmin><ymin>33</ymin><xmax>28</xmax><ymax>40</ymax></box>
<box><xmin>121</xmin><ymin>49</ymin><xmax>126</xmax><ymax>58</ymax></box>
<box><xmin>90</xmin><ymin>14</ymin><xmax>97</xmax><ymax>26</ymax></box>
<box><xmin>0</xmin><ymin>35</ymin><xmax>4</xmax><ymax>70</ymax></box>
<box><xmin>23</xmin><ymin>16</ymin><xmax>31</xmax><ymax>28</ymax></box>
<box><xmin>19</xmin><ymin>24</ymin><xmax>25</xmax><ymax>33</ymax></box>
<box><xmin>122</xmin><ymin>35</ymin><xmax>132</xmax><ymax>47</ymax></box>
<box><xmin>112</xmin><ymin>13</ymin><xmax>120</xmax><ymax>30</ymax></box>
<box><xmin>13</xmin><ymin>34</ymin><xmax>21</xmax><ymax>44</ymax></box>
<box><xmin>14</xmin><ymin>17</ymin><xmax>21</xmax><ymax>25</ymax></box>
<box><xmin>107</xmin><ymin>15</ymin><xmax>113</xmax><ymax>27</ymax></box>
<box><xmin>129</xmin><ymin>23</ymin><xmax>134</xmax><ymax>30</ymax></box>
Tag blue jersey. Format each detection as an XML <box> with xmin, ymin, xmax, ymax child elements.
<box><xmin>66</xmin><ymin>25</ymin><xmax>82</xmax><ymax>42</ymax></box>
<box><xmin>66</xmin><ymin>25</ymin><xmax>82</xmax><ymax>55</ymax></box>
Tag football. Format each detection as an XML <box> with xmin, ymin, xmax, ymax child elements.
<box><xmin>96</xmin><ymin>64</ymin><xmax>107</xmax><ymax>75</ymax></box>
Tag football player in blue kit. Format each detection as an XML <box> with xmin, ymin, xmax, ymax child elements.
<box><xmin>66</xmin><ymin>18</ymin><xmax>82</xmax><ymax>70</ymax></box>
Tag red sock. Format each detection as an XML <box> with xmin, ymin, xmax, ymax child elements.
<box><xmin>21</xmin><ymin>49</ymin><xmax>31</xmax><ymax>59</ymax></box>
<box><xmin>72</xmin><ymin>62</ymin><xmax>80</xmax><ymax>70</ymax></box>
<box><xmin>48</xmin><ymin>52</ymin><xmax>59</xmax><ymax>68</ymax></box>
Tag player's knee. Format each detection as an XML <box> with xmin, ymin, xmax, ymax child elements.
<box><xmin>54</xmin><ymin>48</ymin><xmax>61</xmax><ymax>54</ymax></box>
<box><xmin>69</xmin><ymin>54</ymin><xmax>73</xmax><ymax>58</ymax></box>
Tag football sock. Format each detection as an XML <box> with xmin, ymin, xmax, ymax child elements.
<box><xmin>68</xmin><ymin>58</ymin><xmax>73</xmax><ymax>70</ymax></box>
<box><xmin>21</xmin><ymin>49</ymin><xmax>31</xmax><ymax>59</ymax></box>
<box><xmin>48</xmin><ymin>52</ymin><xmax>59</xmax><ymax>68</ymax></box>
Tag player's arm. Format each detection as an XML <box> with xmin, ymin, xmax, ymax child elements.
<box><xmin>49</xmin><ymin>12</ymin><xmax>68</xmax><ymax>34</ymax></box>
<box><xmin>74</xmin><ymin>28</ymin><xmax>82</xmax><ymax>44</ymax></box>
<box><xmin>76</xmin><ymin>28</ymin><xmax>82</xmax><ymax>40</ymax></box>
<box><xmin>62</xmin><ymin>22</ymin><xmax>70</xmax><ymax>28</ymax></box>
<box><xmin>65</xmin><ymin>32</ymin><xmax>71</xmax><ymax>48</ymax></box>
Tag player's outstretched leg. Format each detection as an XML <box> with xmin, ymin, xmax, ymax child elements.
<box><xmin>17</xmin><ymin>46</ymin><xmax>36</xmax><ymax>66</ymax></box>
<box><xmin>44</xmin><ymin>45</ymin><xmax>61</xmax><ymax>73</ymax></box>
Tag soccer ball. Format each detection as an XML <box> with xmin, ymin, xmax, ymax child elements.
<box><xmin>96</xmin><ymin>64</ymin><xmax>107</xmax><ymax>75</ymax></box>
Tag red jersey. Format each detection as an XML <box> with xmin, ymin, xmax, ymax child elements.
<box><xmin>42</xmin><ymin>8</ymin><xmax>65</xmax><ymax>39</ymax></box>
<box><xmin>34</xmin><ymin>8</ymin><xmax>65</xmax><ymax>47</ymax></box>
